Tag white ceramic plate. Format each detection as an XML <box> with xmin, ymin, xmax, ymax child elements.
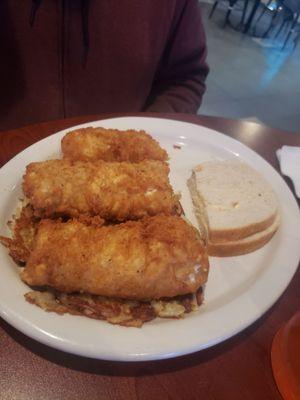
<box><xmin>0</xmin><ymin>117</ymin><xmax>299</xmax><ymax>361</ymax></box>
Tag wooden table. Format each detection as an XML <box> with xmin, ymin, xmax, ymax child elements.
<box><xmin>0</xmin><ymin>113</ymin><xmax>299</xmax><ymax>400</ymax></box>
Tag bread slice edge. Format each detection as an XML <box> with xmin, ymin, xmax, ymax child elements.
<box><xmin>187</xmin><ymin>173</ymin><xmax>209</xmax><ymax>243</ymax></box>
<box><xmin>208</xmin><ymin>212</ymin><xmax>280</xmax><ymax>257</ymax></box>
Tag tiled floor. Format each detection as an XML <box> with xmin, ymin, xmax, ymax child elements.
<box><xmin>198</xmin><ymin>1</ymin><xmax>300</xmax><ymax>133</ymax></box>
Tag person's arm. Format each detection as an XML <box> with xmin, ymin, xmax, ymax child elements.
<box><xmin>144</xmin><ymin>0</ymin><xmax>209</xmax><ymax>114</ymax></box>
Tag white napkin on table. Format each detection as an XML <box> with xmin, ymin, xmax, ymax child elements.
<box><xmin>276</xmin><ymin>146</ymin><xmax>300</xmax><ymax>198</ymax></box>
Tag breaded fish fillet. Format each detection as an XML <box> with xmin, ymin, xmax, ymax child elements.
<box><xmin>0</xmin><ymin>204</ymin><xmax>38</xmax><ymax>265</ymax></box>
<box><xmin>61</xmin><ymin>127</ymin><xmax>168</xmax><ymax>162</ymax></box>
<box><xmin>23</xmin><ymin>159</ymin><xmax>180</xmax><ymax>220</ymax></box>
<box><xmin>21</xmin><ymin>215</ymin><xmax>209</xmax><ymax>300</ymax></box>
<box><xmin>0</xmin><ymin>204</ymin><xmax>105</xmax><ymax>265</ymax></box>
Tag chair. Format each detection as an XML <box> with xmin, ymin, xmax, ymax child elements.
<box><xmin>259</xmin><ymin>0</ymin><xmax>300</xmax><ymax>49</ymax></box>
<box><xmin>274</xmin><ymin>6</ymin><xmax>295</xmax><ymax>38</ymax></box>
<box><xmin>281</xmin><ymin>12</ymin><xmax>300</xmax><ymax>49</ymax></box>
<box><xmin>209</xmin><ymin>0</ymin><xmax>249</xmax><ymax>28</ymax></box>
<box><xmin>276</xmin><ymin>0</ymin><xmax>300</xmax><ymax>48</ymax></box>
<box><xmin>252</xmin><ymin>0</ymin><xmax>284</xmax><ymax>37</ymax></box>
<box><xmin>253</xmin><ymin>0</ymin><xmax>300</xmax><ymax>41</ymax></box>
<box><xmin>292</xmin><ymin>25</ymin><xmax>300</xmax><ymax>48</ymax></box>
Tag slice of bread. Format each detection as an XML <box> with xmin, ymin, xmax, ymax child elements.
<box><xmin>188</xmin><ymin>159</ymin><xmax>279</xmax><ymax>243</ymax></box>
<box><xmin>208</xmin><ymin>212</ymin><xmax>280</xmax><ymax>256</ymax></box>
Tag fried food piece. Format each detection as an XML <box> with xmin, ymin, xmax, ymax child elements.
<box><xmin>0</xmin><ymin>204</ymin><xmax>38</xmax><ymax>265</ymax></box>
<box><xmin>0</xmin><ymin>204</ymin><xmax>105</xmax><ymax>265</ymax></box>
<box><xmin>61</xmin><ymin>127</ymin><xmax>168</xmax><ymax>162</ymax></box>
<box><xmin>21</xmin><ymin>215</ymin><xmax>209</xmax><ymax>300</ymax></box>
<box><xmin>25</xmin><ymin>288</ymin><xmax>203</xmax><ymax>327</ymax></box>
<box><xmin>23</xmin><ymin>159</ymin><xmax>180</xmax><ymax>220</ymax></box>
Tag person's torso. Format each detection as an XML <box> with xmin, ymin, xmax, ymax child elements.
<box><xmin>0</xmin><ymin>0</ymin><xmax>182</xmax><ymax>130</ymax></box>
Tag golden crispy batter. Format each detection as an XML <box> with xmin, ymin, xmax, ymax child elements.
<box><xmin>21</xmin><ymin>215</ymin><xmax>209</xmax><ymax>300</ymax></box>
<box><xmin>25</xmin><ymin>288</ymin><xmax>203</xmax><ymax>327</ymax></box>
<box><xmin>0</xmin><ymin>205</ymin><xmax>38</xmax><ymax>265</ymax></box>
<box><xmin>0</xmin><ymin>204</ymin><xmax>106</xmax><ymax>265</ymax></box>
<box><xmin>61</xmin><ymin>127</ymin><xmax>168</xmax><ymax>162</ymax></box>
<box><xmin>23</xmin><ymin>159</ymin><xmax>180</xmax><ymax>220</ymax></box>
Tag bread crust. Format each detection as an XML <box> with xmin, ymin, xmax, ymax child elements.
<box><xmin>209</xmin><ymin>212</ymin><xmax>277</xmax><ymax>242</ymax></box>
<box><xmin>208</xmin><ymin>213</ymin><xmax>280</xmax><ymax>257</ymax></box>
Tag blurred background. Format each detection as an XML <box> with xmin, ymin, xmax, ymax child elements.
<box><xmin>198</xmin><ymin>0</ymin><xmax>300</xmax><ymax>133</ymax></box>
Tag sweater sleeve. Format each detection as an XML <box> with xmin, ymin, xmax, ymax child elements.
<box><xmin>144</xmin><ymin>0</ymin><xmax>209</xmax><ymax>114</ymax></box>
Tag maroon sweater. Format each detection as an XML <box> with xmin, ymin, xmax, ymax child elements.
<box><xmin>0</xmin><ymin>0</ymin><xmax>209</xmax><ymax>131</ymax></box>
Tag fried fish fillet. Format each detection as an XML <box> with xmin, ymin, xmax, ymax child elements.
<box><xmin>21</xmin><ymin>215</ymin><xmax>209</xmax><ymax>300</ymax></box>
<box><xmin>23</xmin><ymin>159</ymin><xmax>180</xmax><ymax>220</ymax></box>
<box><xmin>61</xmin><ymin>127</ymin><xmax>168</xmax><ymax>162</ymax></box>
<box><xmin>0</xmin><ymin>204</ymin><xmax>38</xmax><ymax>265</ymax></box>
<box><xmin>0</xmin><ymin>204</ymin><xmax>105</xmax><ymax>265</ymax></box>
